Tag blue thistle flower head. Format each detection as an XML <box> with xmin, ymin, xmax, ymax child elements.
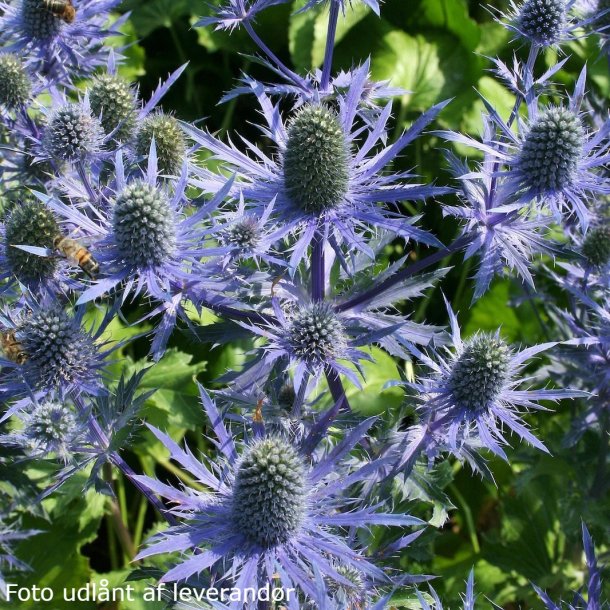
<box><xmin>134</xmin><ymin>386</ymin><xmax>422</xmax><ymax>605</ymax></box>
<box><xmin>61</xmin><ymin>150</ymin><xmax>232</xmax><ymax>358</ymax></box>
<box><xmin>285</xmin><ymin>301</ymin><xmax>349</xmax><ymax>368</ymax></box>
<box><xmin>517</xmin><ymin>0</ymin><xmax>569</xmax><ymax>46</ymax></box>
<box><xmin>42</xmin><ymin>99</ymin><xmax>103</xmax><ymax>163</ymax></box>
<box><xmin>0</xmin><ymin>0</ymin><xmax>125</xmax><ymax>84</ymax></box>
<box><xmin>187</xmin><ymin>74</ymin><xmax>449</xmax><ymax>269</ymax></box>
<box><xmin>448</xmin><ymin>333</ymin><xmax>512</xmax><ymax>412</ymax></box>
<box><xmin>283</xmin><ymin>104</ymin><xmax>351</xmax><ymax>214</ymax></box>
<box><xmin>205</xmin><ymin>196</ymin><xmax>284</xmax><ymax>271</ymax></box>
<box><xmin>404</xmin><ymin>300</ymin><xmax>586</xmax><ymax>461</ymax></box>
<box><xmin>231</xmin><ymin>436</ymin><xmax>307</xmax><ymax>547</ymax></box>
<box><xmin>517</xmin><ymin>106</ymin><xmax>585</xmax><ymax>193</ymax></box>
<box><xmin>0</xmin><ymin>297</ymin><xmax>112</xmax><ymax>408</ymax></box>
<box><xmin>0</xmin><ymin>53</ymin><xmax>31</xmax><ymax>109</ymax></box>
<box><xmin>1</xmin><ymin>396</ymin><xmax>84</xmax><ymax>463</ymax></box>
<box><xmin>2</xmin><ymin>197</ymin><xmax>59</xmax><ymax>284</ymax></box>
<box><xmin>443</xmin><ymin>132</ymin><xmax>554</xmax><ymax>300</ymax></box>
<box><xmin>499</xmin><ymin>0</ymin><xmax>587</xmax><ymax>47</ymax></box>
<box><xmin>89</xmin><ymin>73</ymin><xmax>138</xmax><ymax>144</ymax></box>
<box><xmin>440</xmin><ymin>68</ymin><xmax>610</xmax><ymax>229</ymax></box>
<box><xmin>228</xmin><ymin>271</ymin><xmax>443</xmax><ymax>394</ymax></box>
<box><xmin>112</xmin><ymin>179</ymin><xmax>177</xmax><ymax>267</ymax></box>
<box><xmin>135</xmin><ymin>113</ymin><xmax>186</xmax><ymax>176</ymax></box>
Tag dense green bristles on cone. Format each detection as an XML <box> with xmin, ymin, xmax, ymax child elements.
<box><xmin>135</xmin><ymin>114</ymin><xmax>186</xmax><ymax>175</ymax></box>
<box><xmin>0</xmin><ymin>54</ymin><xmax>31</xmax><ymax>108</ymax></box>
<box><xmin>517</xmin><ymin>0</ymin><xmax>567</xmax><ymax>46</ymax></box>
<box><xmin>5</xmin><ymin>200</ymin><xmax>59</xmax><ymax>282</ymax></box>
<box><xmin>89</xmin><ymin>74</ymin><xmax>137</xmax><ymax>144</ymax></box>
<box><xmin>283</xmin><ymin>105</ymin><xmax>350</xmax><ymax>215</ymax></box>
<box><xmin>519</xmin><ymin>107</ymin><xmax>584</xmax><ymax>192</ymax></box>
<box><xmin>112</xmin><ymin>180</ymin><xmax>176</xmax><ymax>267</ymax></box>
<box><xmin>21</xmin><ymin>0</ymin><xmax>62</xmax><ymax>39</ymax></box>
<box><xmin>449</xmin><ymin>334</ymin><xmax>511</xmax><ymax>411</ymax></box>
<box><xmin>582</xmin><ymin>225</ymin><xmax>610</xmax><ymax>267</ymax></box>
<box><xmin>232</xmin><ymin>437</ymin><xmax>307</xmax><ymax>547</ymax></box>
<box><xmin>287</xmin><ymin>302</ymin><xmax>348</xmax><ymax>367</ymax></box>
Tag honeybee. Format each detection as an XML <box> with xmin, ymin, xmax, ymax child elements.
<box><xmin>0</xmin><ymin>330</ymin><xmax>27</xmax><ymax>365</ymax></box>
<box><xmin>253</xmin><ymin>396</ymin><xmax>265</xmax><ymax>423</ymax></box>
<box><xmin>42</xmin><ymin>0</ymin><xmax>76</xmax><ymax>24</ymax></box>
<box><xmin>54</xmin><ymin>235</ymin><xmax>99</xmax><ymax>279</ymax></box>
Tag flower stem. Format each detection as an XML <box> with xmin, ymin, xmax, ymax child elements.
<box><xmin>321</xmin><ymin>0</ymin><xmax>341</xmax><ymax>91</ymax></box>
<box><xmin>243</xmin><ymin>21</ymin><xmax>310</xmax><ymax>92</ymax></box>
<box><xmin>311</xmin><ymin>229</ymin><xmax>325</xmax><ymax>301</ymax></box>
<box><xmin>103</xmin><ymin>463</ymin><xmax>138</xmax><ymax>562</ymax></box>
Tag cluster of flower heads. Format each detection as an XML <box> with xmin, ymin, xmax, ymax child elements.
<box><xmin>0</xmin><ymin>0</ymin><xmax>608</xmax><ymax>606</ymax></box>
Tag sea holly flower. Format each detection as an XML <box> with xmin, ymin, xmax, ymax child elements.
<box><xmin>206</xmin><ymin>195</ymin><xmax>286</xmax><ymax>270</ymax></box>
<box><xmin>134</xmin><ymin>113</ymin><xmax>187</xmax><ymax>176</ymax></box>
<box><xmin>89</xmin><ymin>74</ymin><xmax>138</xmax><ymax>145</ymax></box>
<box><xmin>57</xmin><ymin>147</ymin><xmax>229</xmax><ymax>306</ymax></box>
<box><xmin>0</xmin><ymin>296</ymin><xmax>114</xmax><ymax>411</ymax></box>
<box><xmin>134</xmin><ymin>387</ymin><xmax>424</xmax><ymax>607</ymax></box>
<box><xmin>39</xmin><ymin>94</ymin><xmax>104</xmax><ymax>166</ymax></box>
<box><xmin>187</xmin><ymin>75</ymin><xmax>449</xmax><ymax>270</ymax></box>
<box><xmin>0</xmin><ymin>0</ymin><xmax>126</xmax><ymax>85</ymax></box>
<box><xmin>0</xmin><ymin>53</ymin><xmax>32</xmax><ymax>109</ymax></box>
<box><xmin>0</xmin><ymin>395</ymin><xmax>86</xmax><ymax>463</ymax></box>
<box><xmin>400</xmin><ymin>301</ymin><xmax>585</xmax><ymax>462</ymax></box>
<box><xmin>440</xmin><ymin>67</ymin><xmax>610</xmax><ymax>228</ymax></box>
<box><xmin>497</xmin><ymin>0</ymin><xmax>593</xmax><ymax>48</ymax></box>
<box><xmin>42</xmin><ymin>148</ymin><xmax>235</xmax><ymax>358</ymax></box>
<box><xmin>533</xmin><ymin>524</ymin><xmax>607</xmax><ymax>610</ymax></box>
<box><xmin>229</xmin><ymin>268</ymin><xmax>444</xmax><ymax>394</ymax></box>
<box><xmin>0</xmin><ymin>196</ymin><xmax>82</xmax><ymax>297</ymax></box>
<box><xmin>442</xmin><ymin>119</ymin><xmax>554</xmax><ymax>299</ymax></box>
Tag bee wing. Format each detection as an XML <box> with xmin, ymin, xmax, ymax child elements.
<box><xmin>11</xmin><ymin>244</ymin><xmax>55</xmax><ymax>256</ymax></box>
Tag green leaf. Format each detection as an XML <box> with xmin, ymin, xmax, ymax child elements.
<box><xmin>371</xmin><ymin>29</ymin><xmax>478</xmax><ymax>111</ymax></box>
<box><xmin>289</xmin><ymin>0</ymin><xmax>371</xmax><ymax>71</ymax></box>
<box><xmin>122</xmin><ymin>0</ymin><xmax>193</xmax><ymax>37</ymax></box>
<box><xmin>416</xmin><ymin>0</ymin><xmax>480</xmax><ymax>51</ymax></box>
<box><xmin>463</xmin><ymin>280</ymin><xmax>546</xmax><ymax>344</ymax></box>
<box><xmin>337</xmin><ymin>347</ymin><xmax>404</xmax><ymax>416</ymax></box>
<box><xmin>121</xmin><ymin>349</ymin><xmax>207</xmax><ymax>430</ymax></box>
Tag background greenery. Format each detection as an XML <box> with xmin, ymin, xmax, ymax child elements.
<box><xmin>3</xmin><ymin>0</ymin><xmax>609</xmax><ymax>608</ymax></box>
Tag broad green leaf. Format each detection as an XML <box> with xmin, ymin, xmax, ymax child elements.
<box><xmin>371</xmin><ymin>30</ymin><xmax>478</xmax><ymax>111</ymax></box>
